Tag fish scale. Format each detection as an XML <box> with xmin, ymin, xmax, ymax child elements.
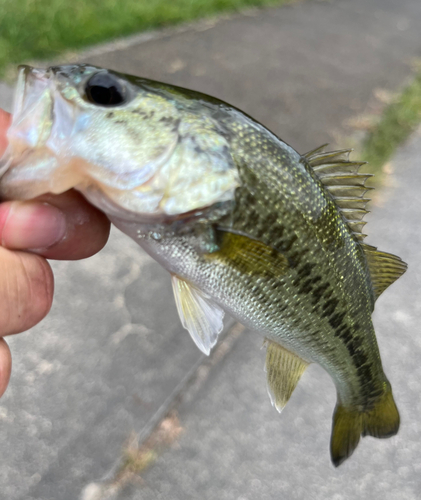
<box><xmin>221</xmin><ymin>137</ymin><xmax>378</xmax><ymax>395</ymax></box>
<box><xmin>0</xmin><ymin>64</ymin><xmax>407</xmax><ymax>467</ymax></box>
<box><xmin>219</xmin><ymin>142</ymin><xmax>388</xmax><ymax>409</ymax></box>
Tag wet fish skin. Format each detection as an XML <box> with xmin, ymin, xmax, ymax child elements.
<box><xmin>0</xmin><ymin>65</ymin><xmax>406</xmax><ymax>467</ymax></box>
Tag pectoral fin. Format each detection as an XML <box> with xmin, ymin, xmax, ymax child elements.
<box><xmin>171</xmin><ymin>275</ymin><xmax>225</xmax><ymax>355</ymax></box>
<box><xmin>208</xmin><ymin>230</ymin><xmax>290</xmax><ymax>279</ymax></box>
<box><xmin>265</xmin><ymin>340</ymin><xmax>309</xmax><ymax>412</ymax></box>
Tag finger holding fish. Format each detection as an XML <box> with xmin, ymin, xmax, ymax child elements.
<box><xmin>0</xmin><ymin>108</ymin><xmax>111</xmax><ymax>398</ymax></box>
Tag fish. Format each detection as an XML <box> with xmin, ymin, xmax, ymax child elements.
<box><xmin>0</xmin><ymin>64</ymin><xmax>407</xmax><ymax>467</ymax></box>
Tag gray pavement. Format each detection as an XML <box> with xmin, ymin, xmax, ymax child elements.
<box><xmin>0</xmin><ymin>0</ymin><xmax>421</xmax><ymax>498</ymax></box>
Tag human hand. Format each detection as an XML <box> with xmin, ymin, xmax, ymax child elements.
<box><xmin>0</xmin><ymin>108</ymin><xmax>111</xmax><ymax>398</ymax></box>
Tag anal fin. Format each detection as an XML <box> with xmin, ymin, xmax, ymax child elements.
<box><xmin>265</xmin><ymin>340</ymin><xmax>309</xmax><ymax>413</ymax></box>
<box><xmin>171</xmin><ymin>275</ymin><xmax>225</xmax><ymax>355</ymax></box>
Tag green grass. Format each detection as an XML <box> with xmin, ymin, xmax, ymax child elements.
<box><xmin>0</xmin><ymin>0</ymin><xmax>289</xmax><ymax>77</ymax></box>
<box><xmin>361</xmin><ymin>71</ymin><xmax>421</xmax><ymax>173</ymax></box>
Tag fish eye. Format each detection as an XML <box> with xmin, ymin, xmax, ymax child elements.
<box><xmin>85</xmin><ymin>72</ymin><xmax>126</xmax><ymax>106</ymax></box>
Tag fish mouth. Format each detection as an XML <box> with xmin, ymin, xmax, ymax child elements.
<box><xmin>14</xmin><ymin>65</ymin><xmax>49</xmax><ymax>108</ymax></box>
<box><xmin>0</xmin><ymin>66</ymin><xmax>56</xmax><ymax>198</ymax></box>
<box><xmin>11</xmin><ymin>65</ymin><xmax>53</xmax><ymax>146</ymax></box>
<box><xmin>0</xmin><ymin>65</ymin><xmax>53</xmax><ymax>166</ymax></box>
<box><xmin>0</xmin><ymin>65</ymin><xmax>83</xmax><ymax>200</ymax></box>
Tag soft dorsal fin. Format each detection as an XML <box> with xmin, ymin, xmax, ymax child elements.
<box><xmin>265</xmin><ymin>340</ymin><xmax>309</xmax><ymax>413</ymax></box>
<box><xmin>171</xmin><ymin>275</ymin><xmax>225</xmax><ymax>355</ymax></box>
<box><xmin>361</xmin><ymin>244</ymin><xmax>407</xmax><ymax>300</ymax></box>
<box><xmin>304</xmin><ymin>145</ymin><xmax>372</xmax><ymax>241</ymax></box>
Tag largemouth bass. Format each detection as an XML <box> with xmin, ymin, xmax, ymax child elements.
<box><xmin>0</xmin><ymin>65</ymin><xmax>407</xmax><ymax>466</ymax></box>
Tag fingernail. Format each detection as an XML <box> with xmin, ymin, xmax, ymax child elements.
<box><xmin>0</xmin><ymin>201</ymin><xmax>67</xmax><ymax>250</ymax></box>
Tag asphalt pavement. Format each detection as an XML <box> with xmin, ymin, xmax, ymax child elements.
<box><xmin>0</xmin><ymin>0</ymin><xmax>421</xmax><ymax>498</ymax></box>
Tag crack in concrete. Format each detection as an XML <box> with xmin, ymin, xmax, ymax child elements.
<box><xmin>80</xmin><ymin>322</ymin><xmax>244</xmax><ymax>499</ymax></box>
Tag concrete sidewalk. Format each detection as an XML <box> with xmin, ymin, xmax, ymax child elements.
<box><xmin>0</xmin><ymin>0</ymin><xmax>421</xmax><ymax>498</ymax></box>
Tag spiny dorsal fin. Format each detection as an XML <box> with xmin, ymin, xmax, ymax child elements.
<box><xmin>361</xmin><ymin>244</ymin><xmax>407</xmax><ymax>300</ymax></box>
<box><xmin>304</xmin><ymin>145</ymin><xmax>372</xmax><ymax>241</ymax></box>
<box><xmin>171</xmin><ymin>275</ymin><xmax>225</xmax><ymax>355</ymax></box>
<box><xmin>265</xmin><ymin>340</ymin><xmax>309</xmax><ymax>413</ymax></box>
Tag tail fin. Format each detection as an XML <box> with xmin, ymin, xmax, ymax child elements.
<box><xmin>330</xmin><ymin>385</ymin><xmax>400</xmax><ymax>467</ymax></box>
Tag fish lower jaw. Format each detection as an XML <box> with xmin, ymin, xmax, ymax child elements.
<box><xmin>0</xmin><ymin>149</ymin><xmax>84</xmax><ymax>201</ymax></box>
